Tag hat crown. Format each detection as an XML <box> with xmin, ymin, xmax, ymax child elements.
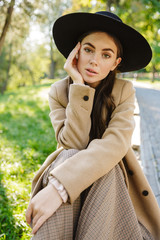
<box><xmin>96</xmin><ymin>11</ymin><xmax>122</xmax><ymax>23</ymax></box>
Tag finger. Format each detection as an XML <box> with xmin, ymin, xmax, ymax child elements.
<box><xmin>26</xmin><ymin>203</ymin><xmax>32</xmax><ymax>224</ymax></box>
<box><xmin>32</xmin><ymin>215</ymin><xmax>46</xmax><ymax>234</ymax></box>
<box><xmin>70</xmin><ymin>42</ymin><xmax>80</xmax><ymax>54</ymax></box>
<box><xmin>32</xmin><ymin>211</ymin><xmax>41</xmax><ymax>228</ymax></box>
<box><xmin>64</xmin><ymin>42</ymin><xmax>80</xmax><ymax>71</ymax></box>
<box><xmin>67</xmin><ymin>42</ymin><xmax>80</xmax><ymax>60</ymax></box>
<box><xmin>75</xmin><ymin>41</ymin><xmax>81</xmax><ymax>52</ymax></box>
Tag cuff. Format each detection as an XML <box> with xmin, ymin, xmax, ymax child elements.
<box><xmin>48</xmin><ymin>176</ymin><xmax>68</xmax><ymax>203</ymax></box>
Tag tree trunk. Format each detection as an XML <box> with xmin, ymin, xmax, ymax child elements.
<box><xmin>27</xmin><ymin>68</ymin><xmax>35</xmax><ymax>85</ymax></box>
<box><xmin>151</xmin><ymin>65</ymin><xmax>156</xmax><ymax>83</ymax></box>
<box><xmin>1</xmin><ymin>44</ymin><xmax>12</xmax><ymax>94</ymax></box>
<box><xmin>106</xmin><ymin>0</ymin><xmax>112</xmax><ymax>11</ymax></box>
<box><xmin>49</xmin><ymin>40</ymin><xmax>55</xmax><ymax>79</ymax></box>
<box><xmin>0</xmin><ymin>0</ymin><xmax>15</xmax><ymax>55</ymax></box>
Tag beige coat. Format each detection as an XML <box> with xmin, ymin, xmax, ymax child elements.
<box><xmin>31</xmin><ymin>77</ymin><xmax>160</xmax><ymax>239</ymax></box>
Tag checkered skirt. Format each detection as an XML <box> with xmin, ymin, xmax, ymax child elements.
<box><xmin>32</xmin><ymin>149</ymin><xmax>154</xmax><ymax>240</ymax></box>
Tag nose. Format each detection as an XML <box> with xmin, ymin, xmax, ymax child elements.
<box><xmin>89</xmin><ymin>53</ymin><xmax>98</xmax><ymax>66</ymax></box>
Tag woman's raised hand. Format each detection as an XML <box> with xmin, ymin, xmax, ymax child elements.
<box><xmin>64</xmin><ymin>42</ymin><xmax>84</xmax><ymax>84</ymax></box>
<box><xmin>26</xmin><ymin>184</ymin><xmax>62</xmax><ymax>235</ymax></box>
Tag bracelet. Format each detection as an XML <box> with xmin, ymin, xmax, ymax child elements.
<box><xmin>48</xmin><ymin>176</ymin><xmax>68</xmax><ymax>203</ymax></box>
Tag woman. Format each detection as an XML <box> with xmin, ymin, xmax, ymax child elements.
<box><xmin>26</xmin><ymin>11</ymin><xmax>160</xmax><ymax>239</ymax></box>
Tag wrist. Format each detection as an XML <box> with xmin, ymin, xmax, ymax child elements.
<box><xmin>48</xmin><ymin>176</ymin><xmax>68</xmax><ymax>203</ymax></box>
<box><xmin>48</xmin><ymin>183</ymin><xmax>63</xmax><ymax>206</ymax></box>
<box><xmin>72</xmin><ymin>78</ymin><xmax>84</xmax><ymax>85</ymax></box>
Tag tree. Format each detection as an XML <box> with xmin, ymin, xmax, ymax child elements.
<box><xmin>0</xmin><ymin>0</ymin><xmax>15</xmax><ymax>55</ymax></box>
<box><xmin>0</xmin><ymin>0</ymin><xmax>47</xmax><ymax>93</ymax></box>
<box><xmin>35</xmin><ymin>0</ymin><xmax>72</xmax><ymax>79</ymax></box>
<box><xmin>141</xmin><ymin>0</ymin><xmax>160</xmax><ymax>81</ymax></box>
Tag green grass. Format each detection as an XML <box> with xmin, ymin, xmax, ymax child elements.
<box><xmin>0</xmin><ymin>80</ymin><xmax>58</xmax><ymax>239</ymax></box>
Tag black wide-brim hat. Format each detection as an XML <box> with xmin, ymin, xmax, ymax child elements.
<box><xmin>52</xmin><ymin>11</ymin><xmax>152</xmax><ymax>72</ymax></box>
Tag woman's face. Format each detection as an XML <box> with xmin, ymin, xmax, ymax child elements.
<box><xmin>77</xmin><ymin>32</ymin><xmax>121</xmax><ymax>88</ymax></box>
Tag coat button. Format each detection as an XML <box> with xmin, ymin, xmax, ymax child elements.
<box><xmin>142</xmin><ymin>190</ymin><xmax>149</xmax><ymax>196</ymax></box>
<box><xmin>83</xmin><ymin>96</ymin><xmax>89</xmax><ymax>101</ymax></box>
<box><xmin>128</xmin><ymin>170</ymin><xmax>134</xmax><ymax>176</ymax></box>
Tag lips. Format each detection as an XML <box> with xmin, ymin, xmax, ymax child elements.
<box><xmin>86</xmin><ymin>68</ymin><xmax>98</xmax><ymax>75</ymax></box>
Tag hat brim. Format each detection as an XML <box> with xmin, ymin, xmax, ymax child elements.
<box><xmin>53</xmin><ymin>12</ymin><xmax>152</xmax><ymax>72</ymax></box>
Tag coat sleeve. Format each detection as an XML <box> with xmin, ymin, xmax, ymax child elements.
<box><xmin>50</xmin><ymin>80</ymin><xmax>136</xmax><ymax>203</ymax></box>
<box><xmin>48</xmin><ymin>82</ymin><xmax>95</xmax><ymax>150</ymax></box>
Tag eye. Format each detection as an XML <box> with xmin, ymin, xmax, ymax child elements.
<box><xmin>102</xmin><ymin>53</ymin><xmax>110</xmax><ymax>59</ymax></box>
<box><xmin>84</xmin><ymin>47</ymin><xmax>93</xmax><ymax>53</ymax></box>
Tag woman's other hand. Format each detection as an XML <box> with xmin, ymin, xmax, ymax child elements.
<box><xmin>64</xmin><ymin>42</ymin><xmax>84</xmax><ymax>84</ymax></box>
<box><xmin>26</xmin><ymin>184</ymin><xmax>62</xmax><ymax>234</ymax></box>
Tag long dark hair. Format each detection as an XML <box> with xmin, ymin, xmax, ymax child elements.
<box><xmin>89</xmin><ymin>70</ymin><xmax>116</xmax><ymax>141</ymax></box>
<box><xmin>79</xmin><ymin>31</ymin><xmax>123</xmax><ymax>141</ymax></box>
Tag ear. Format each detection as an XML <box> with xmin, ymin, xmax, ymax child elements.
<box><xmin>111</xmin><ymin>57</ymin><xmax>122</xmax><ymax>71</ymax></box>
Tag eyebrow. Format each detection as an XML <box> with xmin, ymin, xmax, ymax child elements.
<box><xmin>83</xmin><ymin>42</ymin><xmax>115</xmax><ymax>54</ymax></box>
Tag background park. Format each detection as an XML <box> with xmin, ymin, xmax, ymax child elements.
<box><xmin>0</xmin><ymin>0</ymin><xmax>160</xmax><ymax>239</ymax></box>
